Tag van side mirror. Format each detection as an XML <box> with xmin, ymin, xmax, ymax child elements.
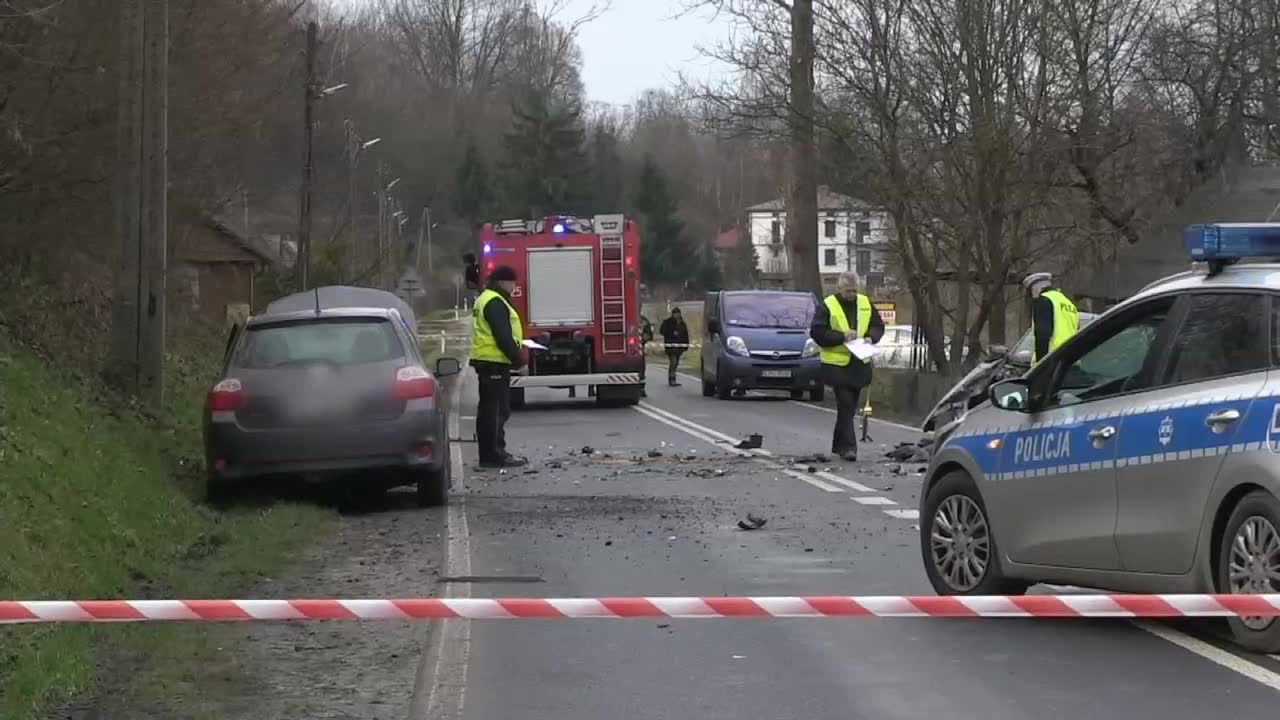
<box><xmin>435</xmin><ymin>356</ymin><xmax>462</xmax><ymax>378</ymax></box>
<box><xmin>707</xmin><ymin>319</ymin><xmax>721</xmax><ymax>335</ymax></box>
<box><xmin>990</xmin><ymin>378</ymin><xmax>1030</xmax><ymax>412</ymax></box>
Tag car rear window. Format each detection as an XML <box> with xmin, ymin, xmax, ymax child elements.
<box><xmin>723</xmin><ymin>293</ymin><xmax>815</xmax><ymax>329</ymax></box>
<box><xmin>232</xmin><ymin>318</ymin><xmax>405</xmax><ymax>369</ymax></box>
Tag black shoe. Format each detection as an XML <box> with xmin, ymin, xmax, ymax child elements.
<box><xmin>840</xmin><ymin>451</ymin><xmax>858</xmax><ymax>462</ymax></box>
<box><xmin>668</xmin><ymin>380</ymin><xmax>680</xmax><ymax>387</ymax></box>
<box><xmin>480</xmin><ymin>455</ymin><xmax>528</xmax><ymax>469</ymax></box>
<box><xmin>641</xmin><ymin>389</ymin><xmax>648</xmax><ymax>397</ymax></box>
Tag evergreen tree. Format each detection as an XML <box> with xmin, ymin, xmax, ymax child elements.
<box><xmin>500</xmin><ymin>92</ymin><xmax>590</xmax><ymax>218</ymax></box>
<box><xmin>587</xmin><ymin>123</ymin><xmax>625</xmax><ymax>213</ymax></box>
<box><xmin>725</xmin><ymin>231</ymin><xmax>759</xmax><ymax>287</ymax></box>
<box><xmin>633</xmin><ymin>155</ymin><xmax>686</xmax><ymax>284</ymax></box>
<box><xmin>454</xmin><ymin>137</ymin><xmax>493</xmax><ymax>227</ymax></box>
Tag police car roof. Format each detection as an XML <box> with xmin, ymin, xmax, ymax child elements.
<box><xmin>1131</xmin><ymin>262</ymin><xmax>1280</xmax><ymax>302</ymax></box>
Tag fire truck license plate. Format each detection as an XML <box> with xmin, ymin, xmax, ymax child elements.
<box><xmin>761</xmin><ymin>370</ymin><xmax>792</xmax><ymax>378</ymax></box>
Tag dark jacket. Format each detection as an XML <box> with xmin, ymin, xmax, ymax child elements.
<box><xmin>472</xmin><ymin>283</ymin><xmax>523</xmax><ymax>370</ymax></box>
<box><xmin>659</xmin><ymin>316</ymin><xmax>689</xmax><ymax>353</ymax></box>
<box><xmin>811</xmin><ymin>294</ymin><xmax>886</xmax><ymax>388</ymax></box>
<box><xmin>1032</xmin><ymin>293</ymin><xmax>1055</xmax><ymax>360</ymax></box>
<box><xmin>464</xmin><ymin>263</ymin><xmax>481</xmax><ymax>290</ymax></box>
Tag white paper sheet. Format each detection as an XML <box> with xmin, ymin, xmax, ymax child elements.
<box><xmin>522</xmin><ymin>339</ymin><xmax>549</xmax><ymax>351</ymax></box>
<box><xmin>844</xmin><ymin>338</ymin><xmax>880</xmax><ymax>361</ymax></box>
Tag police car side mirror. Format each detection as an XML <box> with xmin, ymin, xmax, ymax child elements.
<box><xmin>435</xmin><ymin>356</ymin><xmax>462</xmax><ymax>378</ymax></box>
<box><xmin>990</xmin><ymin>379</ymin><xmax>1030</xmax><ymax>412</ymax></box>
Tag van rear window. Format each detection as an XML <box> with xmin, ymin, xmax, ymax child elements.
<box><xmin>233</xmin><ymin>318</ymin><xmax>404</xmax><ymax>369</ymax></box>
<box><xmin>723</xmin><ymin>293</ymin><xmax>815</xmax><ymax>329</ymax></box>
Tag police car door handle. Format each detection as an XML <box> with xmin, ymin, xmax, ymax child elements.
<box><xmin>1206</xmin><ymin>409</ymin><xmax>1241</xmax><ymax>426</ymax></box>
<box><xmin>1088</xmin><ymin>425</ymin><xmax>1116</xmax><ymax>441</ymax></box>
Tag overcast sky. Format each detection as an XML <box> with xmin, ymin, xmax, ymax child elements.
<box><xmin>560</xmin><ymin>1</ymin><xmax>733</xmax><ymax>105</ymax></box>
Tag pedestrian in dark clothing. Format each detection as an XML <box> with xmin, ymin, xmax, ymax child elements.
<box><xmin>659</xmin><ymin>308</ymin><xmax>689</xmax><ymax>386</ymax></box>
<box><xmin>810</xmin><ymin>272</ymin><xmax>886</xmax><ymax>461</ymax></box>
<box><xmin>638</xmin><ymin>315</ymin><xmax>655</xmax><ymax>397</ymax></box>
<box><xmin>471</xmin><ymin>265</ymin><xmax>527</xmax><ymax>468</ymax></box>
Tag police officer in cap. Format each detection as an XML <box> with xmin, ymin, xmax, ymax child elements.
<box><xmin>1024</xmin><ymin>272</ymin><xmax>1079</xmax><ymax>365</ymax></box>
<box><xmin>471</xmin><ymin>265</ymin><xmax>528</xmax><ymax>468</ymax></box>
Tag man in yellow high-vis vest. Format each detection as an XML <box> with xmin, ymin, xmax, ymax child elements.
<box><xmin>810</xmin><ymin>272</ymin><xmax>886</xmax><ymax>462</ymax></box>
<box><xmin>1023</xmin><ymin>272</ymin><xmax>1079</xmax><ymax>365</ymax></box>
<box><xmin>472</xmin><ymin>265</ymin><xmax>527</xmax><ymax>468</ymax></box>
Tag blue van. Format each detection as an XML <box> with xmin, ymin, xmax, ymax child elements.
<box><xmin>700</xmin><ymin>290</ymin><xmax>824</xmax><ymax>401</ymax></box>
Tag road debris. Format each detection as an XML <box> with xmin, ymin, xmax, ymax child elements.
<box><xmin>688</xmin><ymin>467</ymin><xmax>728</xmax><ymax>478</ymax></box>
<box><xmin>736</xmin><ymin>514</ymin><xmax>767</xmax><ymax>531</ymax></box>
<box><xmin>735</xmin><ymin>433</ymin><xmax>763</xmax><ymax>450</ymax></box>
<box><xmin>885</xmin><ymin>441</ymin><xmax>930</xmax><ymax>463</ymax></box>
<box><xmin>647</xmin><ymin>449</ymin><xmax>664</xmax><ymax>458</ymax></box>
<box><xmin>580</xmin><ymin>446</ymin><xmax>595</xmax><ymax>455</ymax></box>
<box><xmin>792</xmin><ymin>453</ymin><xmax>830</xmax><ymax>464</ymax></box>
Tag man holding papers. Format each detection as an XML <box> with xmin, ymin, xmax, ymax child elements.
<box><xmin>810</xmin><ymin>272</ymin><xmax>886</xmax><ymax>461</ymax></box>
<box><xmin>471</xmin><ymin>264</ymin><xmax>528</xmax><ymax>468</ymax></box>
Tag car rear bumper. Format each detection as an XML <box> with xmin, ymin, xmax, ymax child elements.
<box><xmin>719</xmin><ymin>355</ymin><xmax>822</xmax><ymax>391</ymax></box>
<box><xmin>204</xmin><ymin>406</ymin><xmax>443</xmax><ymax>482</ymax></box>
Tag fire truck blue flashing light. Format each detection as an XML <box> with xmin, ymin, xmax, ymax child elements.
<box><xmin>1184</xmin><ymin>223</ymin><xmax>1280</xmax><ymax>261</ymax></box>
<box><xmin>553</xmin><ymin>222</ymin><xmax>566</xmax><ymax>234</ymax></box>
<box><xmin>483</xmin><ymin>242</ymin><xmax>492</xmax><ymax>254</ymax></box>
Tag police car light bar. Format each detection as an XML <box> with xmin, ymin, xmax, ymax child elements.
<box><xmin>1184</xmin><ymin>223</ymin><xmax>1280</xmax><ymax>261</ymax></box>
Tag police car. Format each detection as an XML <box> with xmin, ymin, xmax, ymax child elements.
<box><xmin>922</xmin><ymin>223</ymin><xmax>1280</xmax><ymax>652</ymax></box>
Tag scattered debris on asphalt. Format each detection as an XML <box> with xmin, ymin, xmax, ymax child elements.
<box><xmin>688</xmin><ymin>467</ymin><xmax>728</xmax><ymax>478</ymax></box>
<box><xmin>647</xmin><ymin>449</ymin><xmax>664</xmax><ymax>458</ymax></box>
<box><xmin>885</xmin><ymin>441</ymin><xmax>931</xmax><ymax>463</ymax></box>
<box><xmin>523</xmin><ymin>469</ymin><xmax>539</xmax><ymax>475</ymax></box>
<box><xmin>735</xmin><ymin>433</ymin><xmax>764</xmax><ymax>450</ymax></box>
<box><xmin>792</xmin><ymin>453</ymin><xmax>830</xmax><ymax>464</ymax></box>
<box><xmin>580</xmin><ymin>446</ymin><xmax>595</xmax><ymax>455</ymax></box>
<box><xmin>806</xmin><ymin>466</ymin><xmax>817</xmax><ymax>473</ymax></box>
<box><xmin>736</xmin><ymin>514</ymin><xmax>767</xmax><ymax>531</ymax></box>
<box><xmin>657</xmin><ymin>623</ymin><xmax>671</xmax><ymax>629</ymax></box>
<box><xmin>546</xmin><ymin>460</ymin><xmax>564</xmax><ymax>470</ymax></box>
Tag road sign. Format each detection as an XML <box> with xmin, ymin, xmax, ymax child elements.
<box><xmin>874</xmin><ymin>301</ymin><xmax>897</xmax><ymax>326</ymax></box>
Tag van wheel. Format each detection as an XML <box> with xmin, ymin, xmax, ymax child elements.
<box><xmin>810</xmin><ymin>387</ymin><xmax>825</xmax><ymax>403</ymax></box>
<box><xmin>715</xmin><ymin>364</ymin><xmax>733</xmax><ymax>400</ymax></box>
<box><xmin>790</xmin><ymin>390</ymin><xmax>805</xmax><ymax>400</ymax></box>
<box><xmin>1217</xmin><ymin>490</ymin><xmax>1280</xmax><ymax>653</ymax></box>
<box><xmin>921</xmin><ymin>470</ymin><xmax>1028</xmax><ymax>596</ymax></box>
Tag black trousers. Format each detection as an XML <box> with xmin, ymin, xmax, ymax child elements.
<box><xmin>475</xmin><ymin>365</ymin><xmax>512</xmax><ymax>462</ymax></box>
<box><xmin>666</xmin><ymin>351</ymin><xmax>683</xmax><ymax>382</ymax></box>
<box><xmin>831</xmin><ymin>384</ymin><xmax>863</xmax><ymax>455</ymax></box>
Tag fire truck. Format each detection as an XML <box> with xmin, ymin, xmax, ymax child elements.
<box><xmin>476</xmin><ymin>214</ymin><xmax>645</xmax><ymax>408</ymax></box>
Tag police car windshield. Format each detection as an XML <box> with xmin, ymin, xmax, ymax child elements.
<box><xmin>723</xmin><ymin>292</ymin><xmax>815</xmax><ymax>329</ymax></box>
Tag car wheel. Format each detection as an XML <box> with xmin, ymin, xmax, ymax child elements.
<box><xmin>809</xmin><ymin>387</ymin><xmax>825</xmax><ymax>403</ymax></box>
<box><xmin>510</xmin><ymin>387</ymin><xmax>525</xmax><ymax>410</ymax></box>
<box><xmin>790</xmin><ymin>389</ymin><xmax>805</xmax><ymax>400</ymax></box>
<box><xmin>715</xmin><ymin>363</ymin><xmax>733</xmax><ymax>400</ymax></box>
<box><xmin>701</xmin><ymin>361</ymin><xmax>715</xmax><ymax>397</ymax></box>
<box><xmin>921</xmin><ymin>470</ymin><xmax>1028</xmax><ymax>596</ymax></box>
<box><xmin>1217</xmin><ymin>490</ymin><xmax>1280</xmax><ymax>653</ymax></box>
<box><xmin>417</xmin><ymin>440</ymin><xmax>450</xmax><ymax>508</ymax></box>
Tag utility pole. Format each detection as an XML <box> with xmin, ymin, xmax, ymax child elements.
<box><xmin>345</xmin><ymin>120</ymin><xmax>357</xmax><ymax>283</ymax></box>
<box><xmin>109</xmin><ymin>0</ymin><xmax>167</xmax><ymax>406</ymax></box>
<box><xmin>416</xmin><ymin>206</ymin><xmax>432</xmax><ymax>274</ymax></box>
<box><xmin>139</xmin><ymin>0</ymin><xmax>168</xmax><ymax>406</ymax></box>
<box><xmin>376</xmin><ymin>162</ymin><xmax>385</xmax><ymax>289</ymax></box>
<box><xmin>297</xmin><ymin>20</ymin><xmax>318</xmax><ymax>291</ymax></box>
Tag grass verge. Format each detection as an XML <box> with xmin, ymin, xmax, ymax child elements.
<box><xmin>0</xmin><ymin>327</ymin><xmax>333</xmax><ymax>719</ymax></box>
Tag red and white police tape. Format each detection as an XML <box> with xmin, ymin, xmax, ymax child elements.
<box><xmin>4</xmin><ymin>594</ymin><xmax>1280</xmax><ymax>623</ymax></box>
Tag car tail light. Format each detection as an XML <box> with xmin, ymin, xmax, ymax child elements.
<box><xmin>393</xmin><ymin>366</ymin><xmax>436</xmax><ymax>400</ymax></box>
<box><xmin>208</xmin><ymin>379</ymin><xmax>246</xmax><ymax>411</ymax></box>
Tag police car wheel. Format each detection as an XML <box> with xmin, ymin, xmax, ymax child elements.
<box><xmin>921</xmin><ymin>471</ymin><xmax>1027</xmax><ymax>596</ymax></box>
<box><xmin>1218</xmin><ymin>490</ymin><xmax>1280</xmax><ymax>653</ymax></box>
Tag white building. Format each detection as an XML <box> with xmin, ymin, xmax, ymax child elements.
<box><xmin>746</xmin><ymin>186</ymin><xmax>895</xmax><ymax>294</ymax></box>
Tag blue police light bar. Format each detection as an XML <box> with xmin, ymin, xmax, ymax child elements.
<box><xmin>1184</xmin><ymin>223</ymin><xmax>1280</xmax><ymax>261</ymax></box>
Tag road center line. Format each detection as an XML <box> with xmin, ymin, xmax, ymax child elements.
<box><xmin>633</xmin><ymin>406</ymin><xmax>844</xmax><ymax>493</ymax></box>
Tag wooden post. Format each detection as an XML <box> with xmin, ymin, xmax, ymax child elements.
<box><xmin>138</xmin><ymin>0</ymin><xmax>168</xmax><ymax>406</ymax></box>
<box><xmin>109</xmin><ymin>0</ymin><xmax>144</xmax><ymax>393</ymax></box>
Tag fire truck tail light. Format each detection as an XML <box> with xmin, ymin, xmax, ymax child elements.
<box><xmin>625</xmin><ymin>255</ymin><xmax>634</xmax><ymax>266</ymax></box>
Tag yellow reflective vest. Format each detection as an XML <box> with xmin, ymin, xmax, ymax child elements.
<box><xmin>1033</xmin><ymin>289</ymin><xmax>1079</xmax><ymax>364</ymax></box>
<box><xmin>472</xmin><ymin>288</ymin><xmax>523</xmax><ymax>365</ymax></box>
<box><xmin>820</xmin><ymin>293</ymin><xmax>872</xmax><ymax>367</ymax></box>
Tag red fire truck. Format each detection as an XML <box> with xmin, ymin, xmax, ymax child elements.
<box><xmin>476</xmin><ymin>214</ymin><xmax>645</xmax><ymax>408</ymax></box>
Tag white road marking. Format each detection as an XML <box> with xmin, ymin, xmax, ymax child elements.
<box><xmin>853</xmin><ymin>496</ymin><xmax>897</xmax><ymax>506</ymax></box>
<box><xmin>1135</xmin><ymin>622</ymin><xmax>1280</xmax><ymax>693</ymax></box>
<box><xmin>411</xmin><ymin>370</ymin><xmax>474</xmax><ymax>719</ymax></box>
<box><xmin>815</xmin><ymin>470</ymin><xmax>875</xmax><ymax>493</ymax></box>
<box><xmin>635</xmin><ymin>406</ymin><xmax>845</xmax><ymax>493</ymax></box>
<box><xmin>883</xmin><ymin>509</ymin><xmax>920</xmax><ymax>520</ymax></box>
<box><xmin>639</xmin><ymin>401</ymin><xmax>774</xmax><ymax>457</ymax></box>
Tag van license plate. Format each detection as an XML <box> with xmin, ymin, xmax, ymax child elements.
<box><xmin>761</xmin><ymin>370</ymin><xmax>792</xmax><ymax>378</ymax></box>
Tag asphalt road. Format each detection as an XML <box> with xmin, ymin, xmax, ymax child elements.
<box><xmin>419</xmin><ymin>367</ymin><xmax>1280</xmax><ymax>719</ymax></box>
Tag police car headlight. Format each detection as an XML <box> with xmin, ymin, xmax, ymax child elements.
<box><xmin>726</xmin><ymin>335</ymin><xmax>749</xmax><ymax>356</ymax></box>
<box><xmin>802</xmin><ymin>338</ymin><xmax>820</xmax><ymax>357</ymax></box>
